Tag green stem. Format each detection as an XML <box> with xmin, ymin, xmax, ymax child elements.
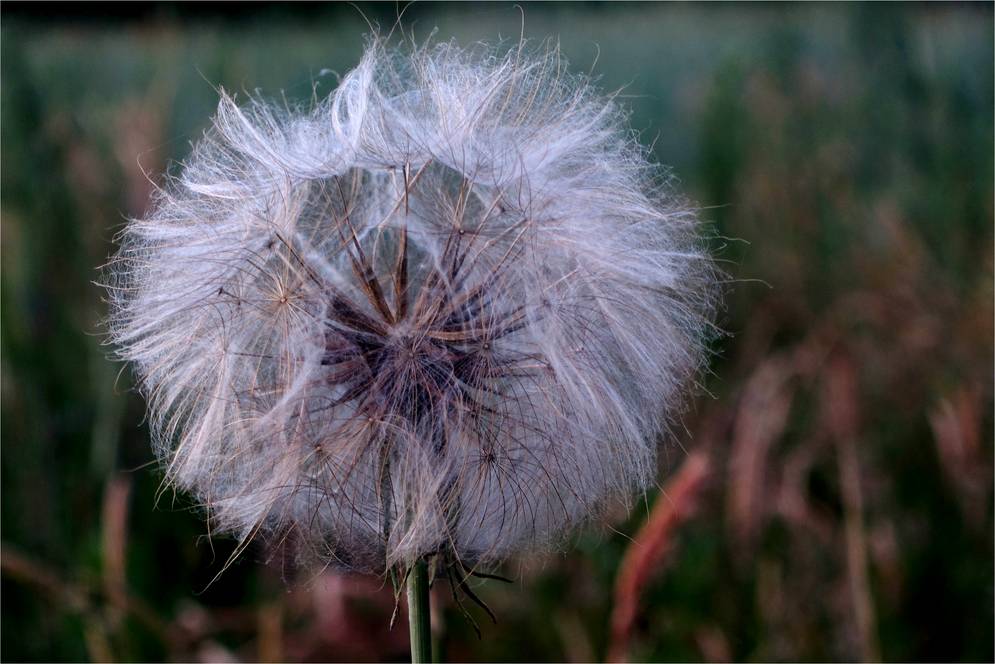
<box><xmin>406</xmin><ymin>559</ymin><xmax>432</xmax><ymax>663</ymax></box>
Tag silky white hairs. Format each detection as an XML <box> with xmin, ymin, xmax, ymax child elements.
<box><xmin>106</xmin><ymin>38</ymin><xmax>718</xmax><ymax>574</ymax></box>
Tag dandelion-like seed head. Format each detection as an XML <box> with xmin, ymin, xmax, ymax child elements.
<box><xmin>106</xmin><ymin>39</ymin><xmax>718</xmax><ymax>574</ymax></box>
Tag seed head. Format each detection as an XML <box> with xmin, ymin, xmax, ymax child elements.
<box><xmin>105</xmin><ymin>39</ymin><xmax>718</xmax><ymax>573</ymax></box>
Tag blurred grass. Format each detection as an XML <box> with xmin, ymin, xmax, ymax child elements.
<box><xmin>1</xmin><ymin>3</ymin><xmax>992</xmax><ymax>662</ymax></box>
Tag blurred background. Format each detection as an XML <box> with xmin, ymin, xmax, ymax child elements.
<box><xmin>2</xmin><ymin>2</ymin><xmax>992</xmax><ymax>662</ymax></box>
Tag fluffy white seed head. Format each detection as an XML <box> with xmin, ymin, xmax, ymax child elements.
<box><xmin>106</xmin><ymin>39</ymin><xmax>718</xmax><ymax>573</ymax></box>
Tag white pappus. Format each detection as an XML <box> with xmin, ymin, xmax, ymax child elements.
<box><xmin>105</xmin><ymin>38</ymin><xmax>719</xmax><ymax>575</ymax></box>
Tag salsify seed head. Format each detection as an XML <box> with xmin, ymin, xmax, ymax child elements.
<box><xmin>105</xmin><ymin>39</ymin><xmax>718</xmax><ymax>573</ymax></box>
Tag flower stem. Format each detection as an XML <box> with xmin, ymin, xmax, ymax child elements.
<box><xmin>407</xmin><ymin>559</ymin><xmax>432</xmax><ymax>663</ymax></box>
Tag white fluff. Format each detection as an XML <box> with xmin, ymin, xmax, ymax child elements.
<box><xmin>105</xmin><ymin>39</ymin><xmax>717</xmax><ymax>573</ymax></box>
